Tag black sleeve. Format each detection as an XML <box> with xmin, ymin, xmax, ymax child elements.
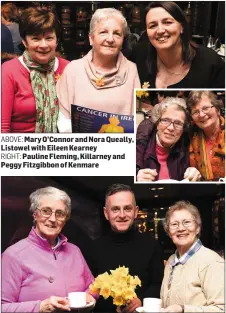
<box><xmin>142</xmin><ymin>241</ymin><xmax>165</xmax><ymax>299</ymax></box>
<box><xmin>211</xmin><ymin>54</ymin><xmax>225</xmax><ymax>88</ymax></box>
<box><xmin>136</xmin><ymin>119</ymin><xmax>154</xmax><ymax>171</ymax></box>
<box><xmin>83</xmin><ymin>239</ymin><xmax>99</xmax><ymax>277</ymax></box>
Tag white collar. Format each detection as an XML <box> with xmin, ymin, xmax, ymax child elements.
<box><xmin>18</xmin><ymin>55</ymin><xmax>59</xmax><ymax>72</ymax></box>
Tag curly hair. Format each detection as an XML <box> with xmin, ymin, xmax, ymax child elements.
<box><xmin>187</xmin><ymin>91</ymin><xmax>222</xmax><ymax>113</ymax></box>
<box><xmin>163</xmin><ymin>200</ymin><xmax>202</xmax><ymax>237</ymax></box>
<box><xmin>151</xmin><ymin>97</ymin><xmax>189</xmax><ymax>128</ymax></box>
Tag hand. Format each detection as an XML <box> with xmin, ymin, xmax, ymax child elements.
<box><xmin>184</xmin><ymin>167</ymin><xmax>201</xmax><ymax>181</ymax></box>
<box><xmin>122</xmin><ymin>298</ymin><xmax>142</xmax><ymax>313</ymax></box>
<box><xmin>86</xmin><ymin>293</ymin><xmax>96</xmax><ymax>306</ymax></box>
<box><xmin>137</xmin><ymin>169</ymin><xmax>158</xmax><ymax>182</ymax></box>
<box><xmin>160</xmin><ymin>304</ymin><xmax>183</xmax><ymax>313</ymax></box>
<box><xmin>40</xmin><ymin>296</ymin><xmax>70</xmax><ymax>312</ymax></box>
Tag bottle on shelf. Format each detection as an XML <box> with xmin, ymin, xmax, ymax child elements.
<box><xmin>184</xmin><ymin>2</ymin><xmax>192</xmax><ymax>24</ymax></box>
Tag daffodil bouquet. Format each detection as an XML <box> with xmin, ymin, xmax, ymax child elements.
<box><xmin>89</xmin><ymin>266</ymin><xmax>141</xmax><ymax>311</ymax></box>
<box><xmin>136</xmin><ymin>83</ymin><xmax>150</xmax><ymax>111</ymax></box>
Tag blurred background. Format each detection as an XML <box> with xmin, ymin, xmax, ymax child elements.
<box><xmin>1</xmin><ymin>176</ymin><xmax>225</xmax><ymax>260</ymax></box>
<box><xmin>2</xmin><ymin>1</ymin><xmax>225</xmax><ymax>61</ymax></box>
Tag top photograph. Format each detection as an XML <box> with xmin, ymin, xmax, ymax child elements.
<box><xmin>1</xmin><ymin>1</ymin><xmax>225</xmax><ymax>133</ymax></box>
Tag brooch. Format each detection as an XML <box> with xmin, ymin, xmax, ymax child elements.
<box><xmin>95</xmin><ymin>77</ymin><xmax>105</xmax><ymax>87</ymax></box>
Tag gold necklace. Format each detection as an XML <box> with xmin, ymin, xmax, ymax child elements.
<box><xmin>158</xmin><ymin>57</ymin><xmax>187</xmax><ymax>76</ymax></box>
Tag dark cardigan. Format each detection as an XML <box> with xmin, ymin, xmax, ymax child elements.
<box><xmin>136</xmin><ymin>118</ymin><xmax>190</xmax><ymax>180</ymax></box>
<box><xmin>130</xmin><ymin>43</ymin><xmax>225</xmax><ymax>88</ymax></box>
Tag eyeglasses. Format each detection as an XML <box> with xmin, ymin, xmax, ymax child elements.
<box><xmin>37</xmin><ymin>207</ymin><xmax>67</xmax><ymax>221</ymax></box>
<box><xmin>191</xmin><ymin>106</ymin><xmax>214</xmax><ymax>118</ymax></box>
<box><xmin>169</xmin><ymin>219</ymin><xmax>195</xmax><ymax>229</ymax></box>
<box><xmin>159</xmin><ymin>118</ymin><xmax>184</xmax><ymax>130</ymax></box>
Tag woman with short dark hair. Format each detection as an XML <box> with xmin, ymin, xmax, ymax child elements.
<box><xmin>2</xmin><ymin>6</ymin><xmax>69</xmax><ymax>133</ymax></box>
<box><xmin>131</xmin><ymin>1</ymin><xmax>225</xmax><ymax>88</ymax></box>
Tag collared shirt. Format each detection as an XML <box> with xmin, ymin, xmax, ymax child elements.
<box><xmin>168</xmin><ymin>239</ymin><xmax>202</xmax><ymax>289</ymax></box>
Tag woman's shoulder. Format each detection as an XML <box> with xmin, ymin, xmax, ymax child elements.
<box><xmin>195</xmin><ymin>245</ymin><xmax>224</xmax><ymax>264</ymax></box>
<box><xmin>2</xmin><ymin>237</ymin><xmax>31</xmax><ymax>259</ymax></box>
<box><xmin>165</xmin><ymin>254</ymin><xmax>175</xmax><ymax>266</ymax></box>
<box><xmin>2</xmin><ymin>57</ymin><xmax>29</xmax><ymax>80</ymax></box>
<box><xmin>137</xmin><ymin>118</ymin><xmax>155</xmax><ymax>141</ymax></box>
<box><xmin>194</xmin><ymin>45</ymin><xmax>224</xmax><ymax>64</ymax></box>
<box><xmin>61</xmin><ymin>57</ymin><xmax>85</xmax><ymax>74</ymax></box>
<box><xmin>66</xmin><ymin>241</ymin><xmax>83</xmax><ymax>253</ymax></box>
<box><xmin>57</xmin><ymin>56</ymin><xmax>70</xmax><ymax>67</ymax></box>
<box><xmin>2</xmin><ymin>57</ymin><xmax>20</xmax><ymax>71</ymax></box>
<box><xmin>125</xmin><ymin>56</ymin><xmax>139</xmax><ymax>72</ymax></box>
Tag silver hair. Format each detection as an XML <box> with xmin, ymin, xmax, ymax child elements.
<box><xmin>163</xmin><ymin>200</ymin><xmax>202</xmax><ymax>237</ymax></box>
<box><xmin>29</xmin><ymin>186</ymin><xmax>71</xmax><ymax>219</ymax></box>
<box><xmin>151</xmin><ymin>97</ymin><xmax>189</xmax><ymax>126</ymax></box>
<box><xmin>89</xmin><ymin>8</ymin><xmax>128</xmax><ymax>36</ymax></box>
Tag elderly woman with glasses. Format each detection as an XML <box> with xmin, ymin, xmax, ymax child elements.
<box><xmin>160</xmin><ymin>201</ymin><xmax>224</xmax><ymax>313</ymax></box>
<box><xmin>2</xmin><ymin>187</ymin><xmax>96</xmax><ymax>312</ymax></box>
<box><xmin>136</xmin><ymin>97</ymin><xmax>201</xmax><ymax>182</ymax></box>
<box><xmin>56</xmin><ymin>8</ymin><xmax>140</xmax><ymax>133</ymax></box>
<box><xmin>187</xmin><ymin>91</ymin><xmax>225</xmax><ymax>181</ymax></box>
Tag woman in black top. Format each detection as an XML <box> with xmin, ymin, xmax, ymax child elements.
<box><xmin>131</xmin><ymin>2</ymin><xmax>225</xmax><ymax>88</ymax></box>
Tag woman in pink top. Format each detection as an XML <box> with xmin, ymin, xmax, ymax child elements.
<box><xmin>56</xmin><ymin>8</ymin><xmax>140</xmax><ymax>133</ymax></box>
<box><xmin>187</xmin><ymin>91</ymin><xmax>225</xmax><ymax>181</ymax></box>
<box><xmin>1</xmin><ymin>7</ymin><xmax>69</xmax><ymax>133</ymax></box>
<box><xmin>2</xmin><ymin>187</ymin><xmax>96</xmax><ymax>313</ymax></box>
<box><xmin>136</xmin><ymin>97</ymin><xmax>201</xmax><ymax>182</ymax></box>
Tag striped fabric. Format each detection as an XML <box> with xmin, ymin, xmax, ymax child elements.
<box><xmin>168</xmin><ymin>239</ymin><xmax>202</xmax><ymax>289</ymax></box>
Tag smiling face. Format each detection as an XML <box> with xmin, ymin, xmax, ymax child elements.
<box><xmin>89</xmin><ymin>17</ymin><xmax>124</xmax><ymax>59</ymax></box>
<box><xmin>146</xmin><ymin>7</ymin><xmax>183</xmax><ymax>51</ymax></box>
<box><xmin>104</xmin><ymin>191</ymin><xmax>138</xmax><ymax>233</ymax></box>
<box><xmin>157</xmin><ymin>104</ymin><xmax>185</xmax><ymax>147</ymax></box>
<box><xmin>22</xmin><ymin>31</ymin><xmax>57</xmax><ymax>64</ymax></box>
<box><xmin>168</xmin><ymin>209</ymin><xmax>200</xmax><ymax>255</ymax></box>
<box><xmin>33</xmin><ymin>196</ymin><xmax>67</xmax><ymax>245</ymax></box>
<box><xmin>191</xmin><ymin>96</ymin><xmax>220</xmax><ymax>132</ymax></box>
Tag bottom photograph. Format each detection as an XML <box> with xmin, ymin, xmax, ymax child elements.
<box><xmin>1</xmin><ymin>177</ymin><xmax>225</xmax><ymax>313</ymax></box>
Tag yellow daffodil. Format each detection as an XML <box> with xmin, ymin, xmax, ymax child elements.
<box><xmin>142</xmin><ymin>82</ymin><xmax>150</xmax><ymax>89</ymax></box>
<box><xmin>129</xmin><ymin>276</ymin><xmax>142</xmax><ymax>287</ymax></box>
<box><xmin>113</xmin><ymin>295</ymin><xmax>124</xmax><ymax>306</ymax></box>
<box><xmin>123</xmin><ymin>288</ymin><xmax>136</xmax><ymax>300</ymax></box>
<box><xmin>88</xmin><ymin>266</ymin><xmax>141</xmax><ymax>310</ymax></box>
<box><xmin>136</xmin><ymin>90</ymin><xmax>149</xmax><ymax>99</ymax></box>
<box><xmin>99</xmin><ymin>283</ymin><xmax>112</xmax><ymax>299</ymax></box>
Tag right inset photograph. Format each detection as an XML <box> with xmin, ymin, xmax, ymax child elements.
<box><xmin>136</xmin><ymin>89</ymin><xmax>225</xmax><ymax>182</ymax></box>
